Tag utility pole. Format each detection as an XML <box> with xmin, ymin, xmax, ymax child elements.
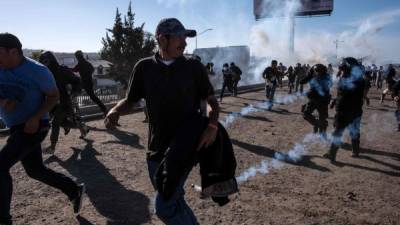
<box><xmin>334</xmin><ymin>39</ymin><xmax>344</xmax><ymax>59</ymax></box>
<box><xmin>195</xmin><ymin>28</ymin><xmax>213</xmax><ymax>50</ymax></box>
<box><xmin>289</xmin><ymin>16</ymin><xmax>295</xmax><ymax>54</ymax></box>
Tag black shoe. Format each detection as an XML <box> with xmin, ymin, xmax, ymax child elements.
<box><xmin>323</xmin><ymin>152</ymin><xmax>336</xmax><ymax>163</ymax></box>
<box><xmin>351</xmin><ymin>152</ymin><xmax>359</xmax><ymax>158</ymax></box>
<box><xmin>313</xmin><ymin>126</ymin><xmax>319</xmax><ymax>133</ymax></box>
<box><xmin>71</xmin><ymin>184</ymin><xmax>86</xmax><ymax>214</ymax></box>
<box><xmin>43</xmin><ymin>145</ymin><xmax>56</xmax><ymax>155</ymax></box>
<box><xmin>64</xmin><ymin>127</ymin><xmax>71</xmax><ymax>135</ymax></box>
<box><xmin>79</xmin><ymin>126</ymin><xmax>90</xmax><ymax>139</ymax></box>
<box><xmin>0</xmin><ymin>222</ymin><xmax>12</xmax><ymax>225</ymax></box>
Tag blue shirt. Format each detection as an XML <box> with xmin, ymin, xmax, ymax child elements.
<box><xmin>0</xmin><ymin>57</ymin><xmax>56</xmax><ymax>127</ymax></box>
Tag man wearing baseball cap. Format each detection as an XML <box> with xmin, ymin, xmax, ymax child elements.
<box><xmin>105</xmin><ymin>18</ymin><xmax>220</xmax><ymax>224</ymax></box>
<box><xmin>0</xmin><ymin>33</ymin><xmax>84</xmax><ymax>225</ymax></box>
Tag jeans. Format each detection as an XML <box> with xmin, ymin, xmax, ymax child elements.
<box><xmin>265</xmin><ymin>84</ymin><xmax>276</xmax><ymax>106</ymax></box>
<box><xmin>0</xmin><ymin>121</ymin><xmax>78</xmax><ymax>224</ymax></box>
<box><xmin>147</xmin><ymin>160</ymin><xmax>199</xmax><ymax>225</ymax></box>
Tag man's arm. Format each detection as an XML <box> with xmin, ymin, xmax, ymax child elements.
<box><xmin>105</xmin><ymin>61</ymin><xmax>144</xmax><ymax>129</ymax></box>
<box><xmin>197</xmin><ymin>95</ymin><xmax>220</xmax><ymax>151</ymax></box>
<box><xmin>24</xmin><ymin>88</ymin><xmax>59</xmax><ymax>133</ymax></box>
<box><xmin>71</xmin><ymin>64</ymin><xmax>79</xmax><ymax>73</ymax></box>
<box><xmin>300</xmin><ymin>72</ymin><xmax>313</xmax><ymax>85</ymax></box>
<box><xmin>207</xmin><ymin>95</ymin><xmax>220</xmax><ymax>125</ymax></box>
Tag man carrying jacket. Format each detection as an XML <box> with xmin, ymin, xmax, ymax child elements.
<box><xmin>104</xmin><ymin>18</ymin><xmax>220</xmax><ymax>225</ymax></box>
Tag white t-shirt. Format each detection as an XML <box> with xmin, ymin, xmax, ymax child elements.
<box><xmin>160</xmin><ymin>59</ymin><xmax>175</xmax><ymax>66</ymax></box>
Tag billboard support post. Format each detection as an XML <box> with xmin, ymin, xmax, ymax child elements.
<box><xmin>289</xmin><ymin>16</ymin><xmax>295</xmax><ymax>55</ymax></box>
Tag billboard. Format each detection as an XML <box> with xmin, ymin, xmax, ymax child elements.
<box><xmin>254</xmin><ymin>0</ymin><xmax>333</xmax><ymax>20</ymax></box>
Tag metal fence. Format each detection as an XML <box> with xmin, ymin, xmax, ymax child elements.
<box><xmin>77</xmin><ymin>87</ymin><xmax>126</xmax><ymax>106</ymax></box>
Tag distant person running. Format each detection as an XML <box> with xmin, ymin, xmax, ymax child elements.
<box><xmin>300</xmin><ymin>64</ymin><xmax>332</xmax><ymax>137</ymax></box>
<box><xmin>263</xmin><ymin>60</ymin><xmax>282</xmax><ymax>110</ymax></box>
<box><xmin>0</xmin><ymin>33</ymin><xmax>84</xmax><ymax>225</ymax></box>
<box><xmin>392</xmin><ymin>80</ymin><xmax>400</xmax><ymax>131</ymax></box>
<box><xmin>71</xmin><ymin>50</ymin><xmax>108</xmax><ymax>116</ymax></box>
<box><xmin>380</xmin><ymin>64</ymin><xmax>396</xmax><ymax>104</ymax></box>
<box><xmin>294</xmin><ymin>63</ymin><xmax>306</xmax><ymax>93</ymax></box>
<box><xmin>286</xmin><ymin>66</ymin><xmax>295</xmax><ymax>94</ymax></box>
<box><xmin>219</xmin><ymin>63</ymin><xmax>233</xmax><ymax>103</ymax></box>
<box><xmin>39</xmin><ymin>51</ymin><xmax>89</xmax><ymax>154</ymax></box>
<box><xmin>230</xmin><ymin>62</ymin><xmax>242</xmax><ymax>97</ymax></box>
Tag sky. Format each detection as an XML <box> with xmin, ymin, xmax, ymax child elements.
<box><xmin>2</xmin><ymin>0</ymin><xmax>400</xmax><ymax>63</ymax></box>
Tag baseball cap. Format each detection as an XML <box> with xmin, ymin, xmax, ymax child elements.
<box><xmin>155</xmin><ymin>18</ymin><xmax>196</xmax><ymax>38</ymax></box>
<box><xmin>0</xmin><ymin>33</ymin><xmax>22</xmax><ymax>50</ymax></box>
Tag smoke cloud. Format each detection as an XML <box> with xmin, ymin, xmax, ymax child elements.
<box><xmin>220</xmin><ymin>92</ymin><xmax>305</xmax><ymax>127</ymax></box>
<box><xmin>236</xmin><ymin>132</ymin><xmax>327</xmax><ymax>184</ymax></box>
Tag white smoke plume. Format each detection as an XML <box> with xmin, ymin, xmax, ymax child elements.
<box><xmin>156</xmin><ymin>0</ymin><xmax>192</xmax><ymax>7</ymax></box>
<box><xmin>236</xmin><ymin>132</ymin><xmax>326</xmax><ymax>184</ymax></box>
<box><xmin>220</xmin><ymin>92</ymin><xmax>305</xmax><ymax>127</ymax></box>
<box><xmin>251</xmin><ymin>4</ymin><xmax>400</xmax><ymax>66</ymax></box>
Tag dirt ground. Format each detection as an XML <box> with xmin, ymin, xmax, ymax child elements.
<box><xmin>1</xmin><ymin>86</ymin><xmax>399</xmax><ymax>225</ymax></box>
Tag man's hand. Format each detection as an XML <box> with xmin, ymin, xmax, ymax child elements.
<box><xmin>24</xmin><ymin>116</ymin><xmax>40</xmax><ymax>134</ymax></box>
<box><xmin>196</xmin><ymin>125</ymin><xmax>218</xmax><ymax>151</ymax></box>
<box><xmin>394</xmin><ymin>96</ymin><xmax>399</xmax><ymax>102</ymax></box>
<box><xmin>104</xmin><ymin>109</ymin><xmax>120</xmax><ymax>129</ymax></box>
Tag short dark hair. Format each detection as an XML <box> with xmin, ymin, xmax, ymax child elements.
<box><xmin>0</xmin><ymin>33</ymin><xmax>23</xmax><ymax>55</ymax></box>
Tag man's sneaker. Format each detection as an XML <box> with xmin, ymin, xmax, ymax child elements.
<box><xmin>323</xmin><ymin>152</ymin><xmax>336</xmax><ymax>163</ymax></box>
<box><xmin>64</xmin><ymin>126</ymin><xmax>71</xmax><ymax>135</ymax></box>
<box><xmin>79</xmin><ymin>126</ymin><xmax>90</xmax><ymax>139</ymax></box>
<box><xmin>43</xmin><ymin>146</ymin><xmax>56</xmax><ymax>155</ymax></box>
<box><xmin>71</xmin><ymin>184</ymin><xmax>85</xmax><ymax>214</ymax></box>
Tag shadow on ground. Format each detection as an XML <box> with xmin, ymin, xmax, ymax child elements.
<box><xmin>45</xmin><ymin>139</ymin><xmax>151</xmax><ymax>225</ymax></box>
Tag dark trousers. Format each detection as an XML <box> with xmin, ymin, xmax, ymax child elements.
<box><xmin>302</xmin><ymin>100</ymin><xmax>329</xmax><ymax>133</ymax></box>
<box><xmin>330</xmin><ymin>116</ymin><xmax>362</xmax><ymax>155</ymax></box>
<box><xmin>0</xmin><ymin>121</ymin><xmax>78</xmax><ymax>224</ymax></box>
<box><xmin>396</xmin><ymin>100</ymin><xmax>400</xmax><ymax>129</ymax></box>
<box><xmin>376</xmin><ymin>78</ymin><xmax>383</xmax><ymax>89</ymax></box>
<box><xmin>50</xmin><ymin>103</ymin><xmax>87</xmax><ymax>147</ymax></box>
<box><xmin>288</xmin><ymin>81</ymin><xmax>295</xmax><ymax>94</ymax></box>
<box><xmin>83</xmin><ymin>84</ymin><xmax>107</xmax><ymax>114</ymax></box>
<box><xmin>232</xmin><ymin>79</ymin><xmax>239</xmax><ymax>97</ymax></box>
<box><xmin>219</xmin><ymin>80</ymin><xmax>233</xmax><ymax>101</ymax></box>
<box><xmin>295</xmin><ymin>80</ymin><xmax>304</xmax><ymax>93</ymax></box>
<box><xmin>265</xmin><ymin>84</ymin><xmax>276</xmax><ymax>104</ymax></box>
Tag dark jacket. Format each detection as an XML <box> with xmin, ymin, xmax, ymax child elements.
<box><xmin>262</xmin><ymin>67</ymin><xmax>281</xmax><ymax>86</ymax></box>
<box><xmin>155</xmin><ymin>115</ymin><xmax>238</xmax><ymax>205</ymax></box>
<box><xmin>300</xmin><ymin>71</ymin><xmax>332</xmax><ymax>103</ymax></box>
<box><xmin>72</xmin><ymin>59</ymin><xmax>94</xmax><ymax>85</ymax></box>
<box><xmin>393</xmin><ymin>80</ymin><xmax>400</xmax><ymax>97</ymax></box>
<box><xmin>230</xmin><ymin>65</ymin><xmax>242</xmax><ymax>81</ymax></box>
<box><xmin>48</xmin><ymin>65</ymin><xmax>81</xmax><ymax>107</ymax></box>
<box><xmin>335</xmin><ymin>72</ymin><xmax>365</xmax><ymax>118</ymax></box>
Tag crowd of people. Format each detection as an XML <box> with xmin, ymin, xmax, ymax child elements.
<box><xmin>0</xmin><ymin>16</ymin><xmax>399</xmax><ymax>225</ymax></box>
<box><xmin>260</xmin><ymin>59</ymin><xmax>399</xmax><ymax>162</ymax></box>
